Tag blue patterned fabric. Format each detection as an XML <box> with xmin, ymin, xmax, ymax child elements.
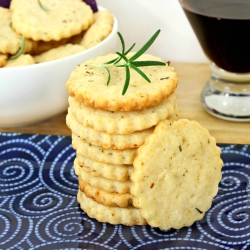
<box><xmin>0</xmin><ymin>133</ymin><xmax>249</xmax><ymax>250</ymax></box>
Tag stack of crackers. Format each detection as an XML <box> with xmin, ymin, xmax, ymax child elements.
<box><xmin>66</xmin><ymin>53</ymin><xmax>223</xmax><ymax>229</ymax></box>
<box><xmin>0</xmin><ymin>0</ymin><xmax>114</xmax><ymax>68</ymax></box>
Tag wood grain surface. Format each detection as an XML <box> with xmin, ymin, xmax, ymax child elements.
<box><xmin>1</xmin><ymin>62</ymin><xmax>249</xmax><ymax>144</ymax></box>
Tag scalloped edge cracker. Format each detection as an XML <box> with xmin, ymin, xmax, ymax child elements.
<box><xmin>66</xmin><ymin>53</ymin><xmax>178</xmax><ymax>111</ymax></box>
<box><xmin>77</xmin><ymin>190</ymin><xmax>147</xmax><ymax>226</ymax></box>
<box><xmin>131</xmin><ymin>119</ymin><xmax>223</xmax><ymax>230</ymax></box>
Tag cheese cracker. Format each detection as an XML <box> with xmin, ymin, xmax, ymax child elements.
<box><xmin>68</xmin><ymin>93</ymin><xmax>178</xmax><ymax>134</ymax></box>
<box><xmin>66</xmin><ymin>53</ymin><xmax>178</xmax><ymax>111</ymax></box>
<box><xmin>77</xmin><ymin>155</ymin><xmax>133</xmax><ymax>181</ymax></box>
<box><xmin>10</xmin><ymin>0</ymin><xmax>94</xmax><ymax>41</ymax></box>
<box><xmin>77</xmin><ymin>190</ymin><xmax>146</xmax><ymax>226</ymax></box>
<box><xmin>34</xmin><ymin>44</ymin><xmax>86</xmax><ymax>63</ymax></box>
<box><xmin>0</xmin><ymin>53</ymin><xmax>7</xmax><ymax>67</ymax></box>
<box><xmin>4</xmin><ymin>54</ymin><xmax>35</xmax><ymax>67</ymax></box>
<box><xmin>0</xmin><ymin>7</ymin><xmax>22</xmax><ymax>54</ymax></box>
<box><xmin>78</xmin><ymin>177</ymin><xmax>134</xmax><ymax>208</ymax></box>
<box><xmin>66</xmin><ymin>110</ymin><xmax>153</xmax><ymax>149</ymax></box>
<box><xmin>74</xmin><ymin>158</ymin><xmax>131</xmax><ymax>194</ymax></box>
<box><xmin>80</xmin><ymin>10</ymin><xmax>114</xmax><ymax>49</ymax></box>
<box><xmin>72</xmin><ymin>133</ymin><xmax>137</xmax><ymax>165</ymax></box>
<box><xmin>131</xmin><ymin>119</ymin><xmax>223</xmax><ymax>230</ymax></box>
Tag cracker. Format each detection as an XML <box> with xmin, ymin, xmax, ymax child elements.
<box><xmin>34</xmin><ymin>43</ymin><xmax>85</xmax><ymax>63</ymax></box>
<box><xmin>68</xmin><ymin>93</ymin><xmax>178</xmax><ymax>134</ymax></box>
<box><xmin>66</xmin><ymin>53</ymin><xmax>178</xmax><ymax>111</ymax></box>
<box><xmin>131</xmin><ymin>119</ymin><xmax>223</xmax><ymax>230</ymax></box>
<box><xmin>77</xmin><ymin>190</ymin><xmax>147</xmax><ymax>226</ymax></box>
<box><xmin>66</xmin><ymin>110</ymin><xmax>153</xmax><ymax>149</ymax></box>
<box><xmin>78</xmin><ymin>177</ymin><xmax>134</xmax><ymax>208</ymax></box>
<box><xmin>29</xmin><ymin>37</ymin><xmax>73</xmax><ymax>55</ymax></box>
<box><xmin>0</xmin><ymin>53</ymin><xmax>7</xmax><ymax>67</ymax></box>
<box><xmin>72</xmin><ymin>133</ymin><xmax>137</xmax><ymax>165</ymax></box>
<box><xmin>74</xmin><ymin>158</ymin><xmax>131</xmax><ymax>194</ymax></box>
<box><xmin>10</xmin><ymin>0</ymin><xmax>94</xmax><ymax>41</ymax></box>
<box><xmin>77</xmin><ymin>155</ymin><xmax>133</xmax><ymax>181</ymax></box>
<box><xmin>4</xmin><ymin>54</ymin><xmax>35</xmax><ymax>67</ymax></box>
<box><xmin>80</xmin><ymin>10</ymin><xmax>114</xmax><ymax>49</ymax></box>
<box><xmin>0</xmin><ymin>7</ymin><xmax>22</xmax><ymax>54</ymax></box>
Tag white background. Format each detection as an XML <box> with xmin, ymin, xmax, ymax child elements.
<box><xmin>96</xmin><ymin>0</ymin><xmax>209</xmax><ymax>63</ymax></box>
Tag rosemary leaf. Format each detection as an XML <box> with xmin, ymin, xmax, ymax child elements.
<box><xmin>7</xmin><ymin>37</ymin><xmax>26</xmax><ymax>61</ymax></box>
<box><xmin>132</xmin><ymin>60</ymin><xmax>166</xmax><ymax>67</ymax></box>
<box><xmin>117</xmin><ymin>32</ymin><xmax>125</xmax><ymax>54</ymax></box>
<box><xmin>91</xmin><ymin>29</ymin><xmax>166</xmax><ymax>95</ymax></box>
<box><xmin>38</xmin><ymin>0</ymin><xmax>49</xmax><ymax>11</ymax></box>
<box><xmin>122</xmin><ymin>65</ymin><xmax>131</xmax><ymax>95</ymax></box>
<box><xmin>130</xmin><ymin>63</ymin><xmax>151</xmax><ymax>82</ymax></box>
<box><xmin>101</xmin><ymin>66</ymin><xmax>111</xmax><ymax>85</ymax></box>
<box><xmin>116</xmin><ymin>52</ymin><xmax>129</xmax><ymax>63</ymax></box>
<box><xmin>125</xmin><ymin>43</ymin><xmax>136</xmax><ymax>54</ymax></box>
<box><xmin>129</xmin><ymin>29</ymin><xmax>161</xmax><ymax>61</ymax></box>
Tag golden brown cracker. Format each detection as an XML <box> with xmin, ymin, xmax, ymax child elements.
<box><xmin>0</xmin><ymin>7</ymin><xmax>22</xmax><ymax>54</ymax></box>
<box><xmin>68</xmin><ymin>93</ymin><xmax>178</xmax><ymax>134</ymax></box>
<box><xmin>0</xmin><ymin>53</ymin><xmax>7</xmax><ymax>67</ymax></box>
<box><xmin>77</xmin><ymin>155</ymin><xmax>133</xmax><ymax>181</ymax></box>
<box><xmin>66</xmin><ymin>110</ymin><xmax>153</xmax><ymax>149</ymax></box>
<box><xmin>10</xmin><ymin>0</ymin><xmax>94</xmax><ymax>41</ymax></box>
<box><xmin>4</xmin><ymin>54</ymin><xmax>35</xmax><ymax>67</ymax></box>
<box><xmin>34</xmin><ymin>43</ymin><xmax>85</xmax><ymax>63</ymax></box>
<box><xmin>77</xmin><ymin>190</ymin><xmax>147</xmax><ymax>226</ymax></box>
<box><xmin>74</xmin><ymin>158</ymin><xmax>131</xmax><ymax>194</ymax></box>
<box><xmin>80</xmin><ymin>10</ymin><xmax>114</xmax><ymax>49</ymax></box>
<box><xmin>78</xmin><ymin>177</ymin><xmax>134</xmax><ymax>208</ymax></box>
<box><xmin>72</xmin><ymin>133</ymin><xmax>137</xmax><ymax>165</ymax></box>
<box><xmin>66</xmin><ymin>53</ymin><xmax>178</xmax><ymax>111</ymax></box>
<box><xmin>131</xmin><ymin>119</ymin><xmax>223</xmax><ymax>230</ymax></box>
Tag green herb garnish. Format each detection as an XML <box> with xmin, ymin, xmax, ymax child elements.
<box><xmin>92</xmin><ymin>29</ymin><xmax>166</xmax><ymax>95</ymax></box>
<box><xmin>6</xmin><ymin>36</ymin><xmax>26</xmax><ymax>61</ymax></box>
<box><xmin>38</xmin><ymin>0</ymin><xmax>49</xmax><ymax>11</ymax></box>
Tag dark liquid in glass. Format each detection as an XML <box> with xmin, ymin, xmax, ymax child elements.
<box><xmin>181</xmin><ymin>0</ymin><xmax>250</xmax><ymax>73</ymax></box>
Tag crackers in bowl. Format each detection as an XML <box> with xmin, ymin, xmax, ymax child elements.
<box><xmin>0</xmin><ymin>2</ymin><xmax>115</xmax><ymax>67</ymax></box>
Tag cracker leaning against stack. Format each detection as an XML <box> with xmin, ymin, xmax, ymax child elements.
<box><xmin>66</xmin><ymin>31</ymin><xmax>223</xmax><ymax>229</ymax></box>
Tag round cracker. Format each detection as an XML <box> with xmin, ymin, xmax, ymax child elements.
<box><xmin>4</xmin><ymin>54</ymin><xmax>35</xmax><ymax>67</ymax></box>
<box><xmin>66</xmin><ymin>110</ymin><xmax>153</xmax><ymax>149</ymax></box>
<box><xmin>80</xmin><ymin>10</ymin><xmax>114</xmax><ymax>49</ymax></box>
<box><xmin>0</xmin><ymin>53</ymin><xmax>7</xmax><ymax>67</ymax></box>
<box><xmin>131</xmin><ymin>119</ymin><xmax>223</xmax><ymax>230</ymax></box>
<box><xmin>10</xmin><ymin>0</ymin><xmax>93</xmax><ymax>41</ymax></box>
<box><xmin>68</xmin><ymin>93</ymin><xmax>178</xmax><ymax>134</ymax></box>
<box><xmin>34</xmin><ymin>43</ymin><xmax>85</xmax><ymax>63</ymax></box>
<box><xmin>77</xmin><ymin>190</ymin><xmax>146</xmax><ymax>226</ymax></box>
<box><xmin>0</xmin><ymin>7</ymin><xmax>22</xmax><ymax>54</ymax></box>
<box><xmin>77</xmin><ymin>155</ymin><xmax>133</xmax><ymax>181</ymax></box>
<box><xmin>72</xmin><ymin>133</ymin><xmax>137</xmax><ymax>165</ymax></box>
<box><xmin>78</xmin><ymin>177</ymin><xmax>134</xmax><ymax>208</ymax></box>
<box><xmin>74</xmin><ymin>158</ymin><xmax>131</xmax><ymax>194</ymax></box>
<box><xmin>66</xmin><ymin>53</ymin><xmax>178</xmax><ymax>111</ymax></box>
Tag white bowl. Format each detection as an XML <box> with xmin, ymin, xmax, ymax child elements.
<box><xmin>0</xmin><ymin>6</ymin><xmax>118</xmax><ymax>127</ymax></box>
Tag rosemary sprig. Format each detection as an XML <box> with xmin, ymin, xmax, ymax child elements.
<box><xmin>38</xmin><ymin>0</ymin><xmax>49</xmax><ymax>11</ymax></box>
<box><xmin>6</xmin><ymin>36</ymin><xmax>26</xmax><ymax>61</ymax></box>
<box><xmin>92</xmin><ymin>29</ymin><xmax>166</xmax><ymax>95</ymax></box>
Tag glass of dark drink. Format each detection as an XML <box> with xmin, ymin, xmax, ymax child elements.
<box><xmin>179</xmin><ymin>0</ymin><xmax>250</xmax><ymax>121</ymax></box>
